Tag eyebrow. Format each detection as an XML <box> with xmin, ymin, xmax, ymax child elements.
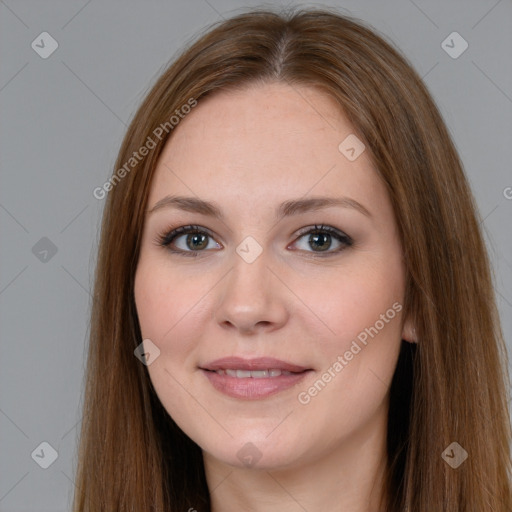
<box><xmin>147</xmin><ymin>195</ymin><xmax>372</xmax><ymax>220</ymax></box>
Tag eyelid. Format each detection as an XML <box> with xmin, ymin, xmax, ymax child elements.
<box><xmin>156</xmin><ymin>224</ymin><xmax>218</xmax><ymax>247</ymax></box>
<box><xmin>294</xmin><ymin>224</ymin><xmax>352</xmax><ymax>242</ymax></box>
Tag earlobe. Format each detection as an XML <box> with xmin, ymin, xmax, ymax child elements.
<box><xmin>401</xmin><ymin>318</ymin><xmax>418</xmax><ymax>344</ymax></box>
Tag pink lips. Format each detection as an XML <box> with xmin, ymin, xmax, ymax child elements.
<box><xmin>201</xmin><ymin>356</ymin><xmax>310</xmax><ymax>373</ymax></box>
<box><xmin>200</xmin><ymin>356</ymin><xmax>312</xmax><ymax>400</ymax></box>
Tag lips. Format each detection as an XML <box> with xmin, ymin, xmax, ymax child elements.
<box><xmin>199</xmin><ymin>357</ymin><xmax>313</xmax><ymax>399</ymax></box>
<box><xmin>216</xmin><ymin>369</ymin><xmax>293</xmax><ymax>378</ymax></box>
<box><xmin>200</xmin><ymin>356</ymin><xmax>310</xmax><ymax>374</ymax></box>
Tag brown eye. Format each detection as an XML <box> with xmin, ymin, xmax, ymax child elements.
<box><xmin>185</xmin><ymin>233</ymin><xmax>209</xmax><ymax>251</ymax></box>
<box><xmin>158</xmin><ymin>225</ymin><xmax>221</xmax><ymax>256</ymax></box>
<box><xmin>291</xmin><ymin>225</ymin><xmax>353</xmax><ymax>255</ymax></box>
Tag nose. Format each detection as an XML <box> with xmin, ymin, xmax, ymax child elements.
<box><xmin>213</xmin><ymin>246</ymin><xmax>290</xmax><ymax>335</ymax></box>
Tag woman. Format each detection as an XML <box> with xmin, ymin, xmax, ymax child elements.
<box><xmin>73</xmin><ymin>8</ymin><xmax>511</xmax><ymax>511</ymax></box>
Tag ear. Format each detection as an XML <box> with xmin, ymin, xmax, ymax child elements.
<box><xmin>401</xmin><ymin>315</ymin><xmax>417</xmax><ymax>344</ymax></box>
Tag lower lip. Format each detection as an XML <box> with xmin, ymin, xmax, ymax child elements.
<box><xmin>201</xmin><ymin>369</ymin><xmax>312</xmax><ymax>400</ymax></box>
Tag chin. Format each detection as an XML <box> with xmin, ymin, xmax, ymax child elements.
<box><xmin>202</xmin><ymin>433</ymin><xmax>308</xmax><ymax>471</ymax></box>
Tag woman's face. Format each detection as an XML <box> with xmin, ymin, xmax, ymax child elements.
<box><xmin>134</xmin><ymin>82</ymin><xmax>412</xmax><ymax>470</ymax></box>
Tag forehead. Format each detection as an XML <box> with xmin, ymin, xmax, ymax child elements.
<box><xmin>148</xmin><ymin>82</ymin><xmax>387</xmax><ymax>217</ymax></box>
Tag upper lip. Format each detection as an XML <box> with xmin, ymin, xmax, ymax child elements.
<box><xmin>201</xmin><ymin>357</ymin><xmax>311</xmax><ymax>373</ymax></box>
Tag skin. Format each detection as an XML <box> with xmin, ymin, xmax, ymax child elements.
<box><xmin>134</xmin><ymin>82</ymin><xmax>415</xmax><ymax>511</ymax></box>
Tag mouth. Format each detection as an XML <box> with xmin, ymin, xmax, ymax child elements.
<box><xmin>199</xmin><ymin>357</ymin><xmax>313</xmax><ymax>400</ymax></box>
<box><xmin>200</xmin><ymin>356</ymin><xmax>311</xmax><ymax>373</ymax></box>
<box><xmin>206</xmin><ymin>368</ymin><xmax>299</xmax><ymax>378</ymax></box>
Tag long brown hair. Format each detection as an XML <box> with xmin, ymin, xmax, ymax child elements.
<box><xmin>73</xmin><ymin>8</ymin><xmax>512</xmax><ymax>511</ymax></box>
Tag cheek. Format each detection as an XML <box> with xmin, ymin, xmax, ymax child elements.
<box><xmin>134</xmin><ymin>259</ymin><xmax>214</xmax><ymax>378</ymax></box>
<box><xmin>308</xmin><ymin>259</ymin><xmax>404</xmax><ymax>345</ymax></box>
<box><xmin>135</xmin><ymin>261</ymin><xmax>198</xmax><ymax>343</ymax></box>
<box><xmin>134</xmin><ymin>266</ymin><xmax>172</xmax><ymax>341</ymax></box>
<box><xmin>302</xmin><ymin>254</ymin><xmax>405</xmax><ymax>404</ymax></box>
<box><xmin>134</xmin><ymin>262</ymin><xmax>202</xmax><ymax>420</ymax></box>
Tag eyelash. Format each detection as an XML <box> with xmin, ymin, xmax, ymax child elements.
<box><xmin>154</xmin><ymin>224</ymin><xmax>353</xmax><ymax>258</ymax></box>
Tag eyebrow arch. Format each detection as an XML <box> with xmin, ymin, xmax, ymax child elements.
<box><xmin>147</xmin><ymin>195</ymin><xmax>372</xmax><ymax>219</ymax></box>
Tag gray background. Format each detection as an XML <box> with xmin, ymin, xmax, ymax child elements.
<box><xmin>0</xmin><ymin>0</ymin><xmax>511</xmax><ymax>510</ymax></box>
